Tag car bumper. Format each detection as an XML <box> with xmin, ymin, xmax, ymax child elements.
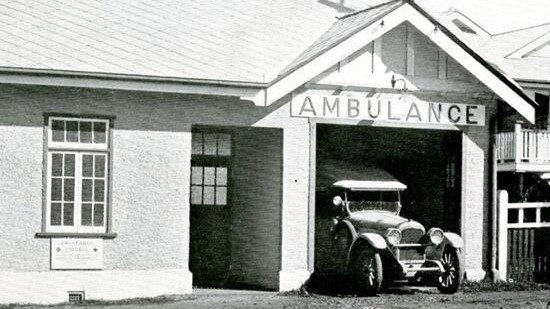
<box><xmin>400</xmin><ymin>260</ymin><xmax>444</xmax><ymax>278</ymax></box>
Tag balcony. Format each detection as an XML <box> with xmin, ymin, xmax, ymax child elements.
<box><xmin>496</xmin><ymin>123</ymin><xmax>550</xmax><ymax>172</ymax></box>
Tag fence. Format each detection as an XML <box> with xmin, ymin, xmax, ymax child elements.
<box><xmin>498</xmin><ymin>190</ymin><xmax>550</xmax><ymax>282</ymax></box>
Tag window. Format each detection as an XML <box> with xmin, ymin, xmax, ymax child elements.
<box><xmin>46</xmin><ymin>116</ymin><xmax>110</xmax><ymax>233</ymax></box>
<box><xmin>451</xmin><ymin>18</ymin><xmax>477</xmax><ymax>34</ymax></box>
<box><xmin>190</xmin><ymin>132</ymin><xmax>231</xmax><ymax>206</ymax></box>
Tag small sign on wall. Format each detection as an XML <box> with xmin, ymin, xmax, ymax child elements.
<box><xmin>51</xmin><ymin>238</ymin><xmax>104</xmax><ymax>270</ymax></box>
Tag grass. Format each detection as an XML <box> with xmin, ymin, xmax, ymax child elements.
<box><xmin>0</xmin><ymin>294</ymin><xmax>191</xmax><ymax>308</ymax></box>
<box><xmin>460</xmin><ymin>279</ymin><xmax>550</xmax><ymax>293</ymax></box>
<box><xmin>288</xmin><ymin>272</ymin><xmax>550</xmax><ymax>297</ymax></box>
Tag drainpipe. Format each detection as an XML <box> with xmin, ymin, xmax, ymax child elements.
<box><xmin>489</xmin><ymin>113</ymin><xmax>500</xmax><ymax>282</ymax></box>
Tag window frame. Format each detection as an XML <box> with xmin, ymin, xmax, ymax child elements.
<box><xmin>190</xmin><ymin>130</ymin><xmax>232</xmax><ymax>207</ymax></box>
<box><xmin>48</xmin><ymin>117</ymin><xmax>109</xmax><ymax>150</ymax></box>
<box><xmin>41</xmin><ymin>114</ymin><xmax>114</xmax><ymax>236</ymax></box>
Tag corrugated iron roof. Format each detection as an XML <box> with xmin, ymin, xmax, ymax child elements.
<box><xmin>0</xmin><ymin>0</ymin><xmax>344</xmax><ymax>83</ymax></box>
<box><xmin>0</xmin><ymin>0</ymin><xmax>547</xmax><ymax>84</ymax></box>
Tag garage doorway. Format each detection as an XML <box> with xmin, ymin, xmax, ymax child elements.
<box><xmin>314</xmin><ymin>124</ymin><xmax>462</xmax><ymax>273</ymax></box>
<box><xmin>189</xmin><ymin>127</ymin><xmax>283</xmax><ymax>290</ymax></box>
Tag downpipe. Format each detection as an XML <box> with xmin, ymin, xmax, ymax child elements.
<box><xmin>489</xmin><ymin>114</ymin><xmax>500</xmax><ymax>282</ymax></box>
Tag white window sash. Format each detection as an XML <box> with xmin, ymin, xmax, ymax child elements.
<box><xmin>48</xmin><ymin>117</ymin><xmax>109</xmax><ymax>151</ymax></box>
<box><xmin>46</xmin><ymin>150</ymin><xmax>108</xmax><ymax>233</ymax></box>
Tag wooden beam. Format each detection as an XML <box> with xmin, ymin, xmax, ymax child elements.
<box><xmin>406</xmin><ymin>24</ymin><xmax>415</xmax><ymax>76</ymax></box>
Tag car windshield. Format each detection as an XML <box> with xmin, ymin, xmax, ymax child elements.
<box><xmin>345</xmin><ymin>190</ymin><xmax>400</xmax><ymax>213</ymax></box>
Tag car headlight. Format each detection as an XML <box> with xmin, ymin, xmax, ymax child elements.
<box><xmin>428</xmin><ymin>228</ymin><xmax>444</xmax><ymax>245</ymax></box>
<box><xmin>386</xmin><ymin>228</ymin><xmax>402</xmax><ymax>246</ymax></box>
<box><xmin>333</xmin><ymin>196</ymin><xmax>343</xmax><ymax>206</ymax></box>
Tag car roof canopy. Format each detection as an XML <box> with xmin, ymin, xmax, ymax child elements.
<box><xmin>316</xmin><ymin>160</ymin><xmax>407</xmax><ymax>191</ymax></box>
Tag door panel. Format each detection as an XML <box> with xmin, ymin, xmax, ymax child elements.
<box><xmin>189</xmin><ymin>131</ymin><xmax>232</xmax><ymax>287</ymax></box>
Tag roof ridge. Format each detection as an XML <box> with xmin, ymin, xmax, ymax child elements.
<box><xmin>337</xmin><ymin>0</ymin><xmax>402</xmax><ymax>20</ymax></box>
<box><xmin>493</xmin><ymin>22</ymin><xmax>550</xmax><ymax>37</ymax></box>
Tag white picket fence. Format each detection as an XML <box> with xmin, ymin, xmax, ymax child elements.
<box><xmin>498</xmin><ymin>190</ymin><xmax>550</xmax><ymax>282</ymax></box>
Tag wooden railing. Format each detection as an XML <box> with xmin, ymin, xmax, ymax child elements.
<box><xmin>498</xmin><ymin>191</ymin><xmax>550</xmax><ymax>282</ymax></box>
<box><xmin>496</xmin><ymin>123</ymin><xmax>550</xmax><ymax>163</ymax></box>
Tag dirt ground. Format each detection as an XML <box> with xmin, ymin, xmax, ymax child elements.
<box><xmin>7</xmin><ymin>288</ymin><xmax>550</xmax><ymax>309</ymax></box>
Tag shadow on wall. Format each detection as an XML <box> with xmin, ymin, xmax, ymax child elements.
<box><xmin>0</xmin><ymin>84</ymin><xmax>288</xmax><ymax>132</ymax></box>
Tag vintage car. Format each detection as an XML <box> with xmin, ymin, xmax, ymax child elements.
<box><xmin>317</xmin><ymin>162</ymin><xmax>464</xmax><ymax>295</ymax></box>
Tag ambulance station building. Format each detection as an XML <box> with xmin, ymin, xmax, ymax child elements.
<box><xmin>0</xmin><ymin>0</ymin><xmax>539</xmax><ymax>303</ymax></box>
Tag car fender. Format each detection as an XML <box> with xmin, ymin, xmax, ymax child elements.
<box><xmin>332</xmin><ymin>219</ymin><xmax>358</xmax><ymax>240</ymax></box>
<box><xmin>444</xmin><ymin>232</ymin><xmax>464</xmax><ymax>248</ymax></box>
<box><xmin>355</xmin><ymin>232</ymin><xmax>387</xmax><ymax>250</ymax></box>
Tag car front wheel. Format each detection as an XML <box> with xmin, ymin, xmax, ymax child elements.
<box><xmin>349</xmin><ymin>245</ymin><xmax>383</xmax><ymax>296</ymax></box>
<box><xmin>436</xmin><ymin>247</ymin><xmax>461</xmax><ymax>294</ymax></box>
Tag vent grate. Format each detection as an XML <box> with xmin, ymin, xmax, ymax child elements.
<box><xmin>68</xmin><ymin>291</ymin><xmax>85</xmax><ymax>303</ymax></box>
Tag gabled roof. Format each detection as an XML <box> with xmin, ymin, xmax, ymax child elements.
<box><xmin>279</xmin><ymin>0</ymin><xmax>402</xmax><ymax>78</ymax></box>
<box><xmin>262</xmin><ymin>0</ymin><xmax>536</xmax><ymax>122</ymax></box>
<box><xmin>0</xmin><ymin>0</ymin><xmax>539</xmax><ymax>121</ymax></box>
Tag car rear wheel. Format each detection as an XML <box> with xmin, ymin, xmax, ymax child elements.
<box><xmin>436</xmin><ymin>247</ymin><xmax>461</xmax><ymax>294</ymax></box>
<box><xmin>350</xmin><ymin>245</ymin><xmax>383</xmax><ymax>296</ymax></box>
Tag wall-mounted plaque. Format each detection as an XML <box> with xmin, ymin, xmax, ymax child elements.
<box><xmin>51</xmin><ymin>238</ymin><xmax>103</xmax><ymax>270</ymax></box>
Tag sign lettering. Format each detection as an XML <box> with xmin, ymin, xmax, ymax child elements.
<box><xmin>291</xmin><ymin>95</ymin><xmax>485</xmax><ymax>126</ymax></box>
<box><xmin>51</xmin><ymin>238</ymin><xmax>104</xmax><ymax>270</ymax></box>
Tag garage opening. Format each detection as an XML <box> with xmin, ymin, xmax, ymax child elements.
<box><xmin>189</xmin><ymin>126</ymin><xmax>282</xmax><ymax>290</ymax></box>
<box><xmin>314</xmin><ymin>124</ymin><xmax>462</xmax><ymax>273</ymax></box>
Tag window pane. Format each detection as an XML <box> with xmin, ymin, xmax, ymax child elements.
<box><xmin>81</xmin><ymin>203</ymin><xmax>92</xmax><ymax>226</ymax></box>
<box><xmin>82</xmin><ymin>179</ymin><xmax>93</xmax><ymax>201</ymax></box>
<box><xmin>52</xmin><ymin>120</ymin><xmax>65</xmax><ymax>142</ymax></box>
<box><xmin>51</xmin><ymin>153</ymin><xmax>63</xmax><ymax>176</ymax></box>
<box><xmin>203</xmin><ymin>134</ymin><xmax>217</xmax><ymax>155</ymax></box>
<box><xmin>82</xmin><ymin>155</ymin><xmax>93</xmax><ymax>177</ymax></box>
<box><xmin>218</xmin><ymin>134</ymin><xmax>231</xmax><ymax>156</ymax></box>
<box><xmin>204</xmin><ymin>167</ymin><xmax>215</xmax><ymax>185</ymax></box>
<box><xmin>94</xmin><ymin>179</ymin><xmax>105</xmax><ymax>201</ymax></box>
<box><xmin>542</xmin><ymin>208</ymin><xmax>550</xmax><ymax>223</ymax></box>
<box><xmin>191</xmin><ymin>186</ymin><xmax>202</xmax><ymax>205</ymax></box>
<box><xmin>66</xmin><ymin>121</ymin><xmax>78</xmax><ymax>142</ymax></box>
<box><xmin>191</xmin><ymin>166</ymin><xmax>203</xmax><ymax>185</ymax></box>
<box><xmin>64</xmin><ymin>154</ymin><xmax>75</xmax><ymax>176</ymax></box>
<box><xmin>95</xmin><ymin>155</ymin><xmax>106</xmax><ymax>177</ymax></box>
<box><xmin>216</xmin><ymin>186</ymin><xmax>227</xmax><ymax>205</ymax></box>
<box><xmin>64</xmin><ymin>178</ymin><xmax>74</xmax><ymax>201</ymax></box>
<box><xmin>216</xmin><ymin>167</ymin><xmax>227</xmax><ymax>186</ymax></box>
<box><xmin>63</xmin><ymin>203</ymin><xmax>74</xmax><ymax>226</ymax></box>
<box><xmin>80</xmin><ymin>121</ymin><xmax>92</xmax><ymax>143</ymax></box>
<box><xmin>192</xmin><ymin>133</ymin><xmax>203</xmax><ymax>155</ymax></box>
<box><xmin>93</xmin><ymin>122</ymin><xmax>106</xmax><ymax>144</ymax></box>
<box><xmin>51</xmin><ymin>178</ymin><xmax>62</xmax><ymax>201</ymax></box>
<box><xmin>94</xmin><ymin>203</ymin><xmax>104</xmax><ymax>226</ymax></box>
<box><xmin>203</xmin><ymin>186</ymin><xmax>215</xmax><ymax>205</ymax></box>
<box><xmin>51</xmin><ymin>203</ymin><xmax>62</xmax><ymax>225</ymax></box>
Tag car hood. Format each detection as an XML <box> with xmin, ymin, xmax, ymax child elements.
<box><xmin>346</xmin><ymin>210</ymin><xmax>424</xmax><ymax>233</ymax></box>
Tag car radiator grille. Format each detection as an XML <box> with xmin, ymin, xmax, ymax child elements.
<box><xmin>401</xmin><ymin>228</ymin><xmax>424</xmax><ymax>244</ymax></box>
<box><xmin>398</xmin><ymin>248</ymin><xmax>424</xmax><ymax>261</ymax></box>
